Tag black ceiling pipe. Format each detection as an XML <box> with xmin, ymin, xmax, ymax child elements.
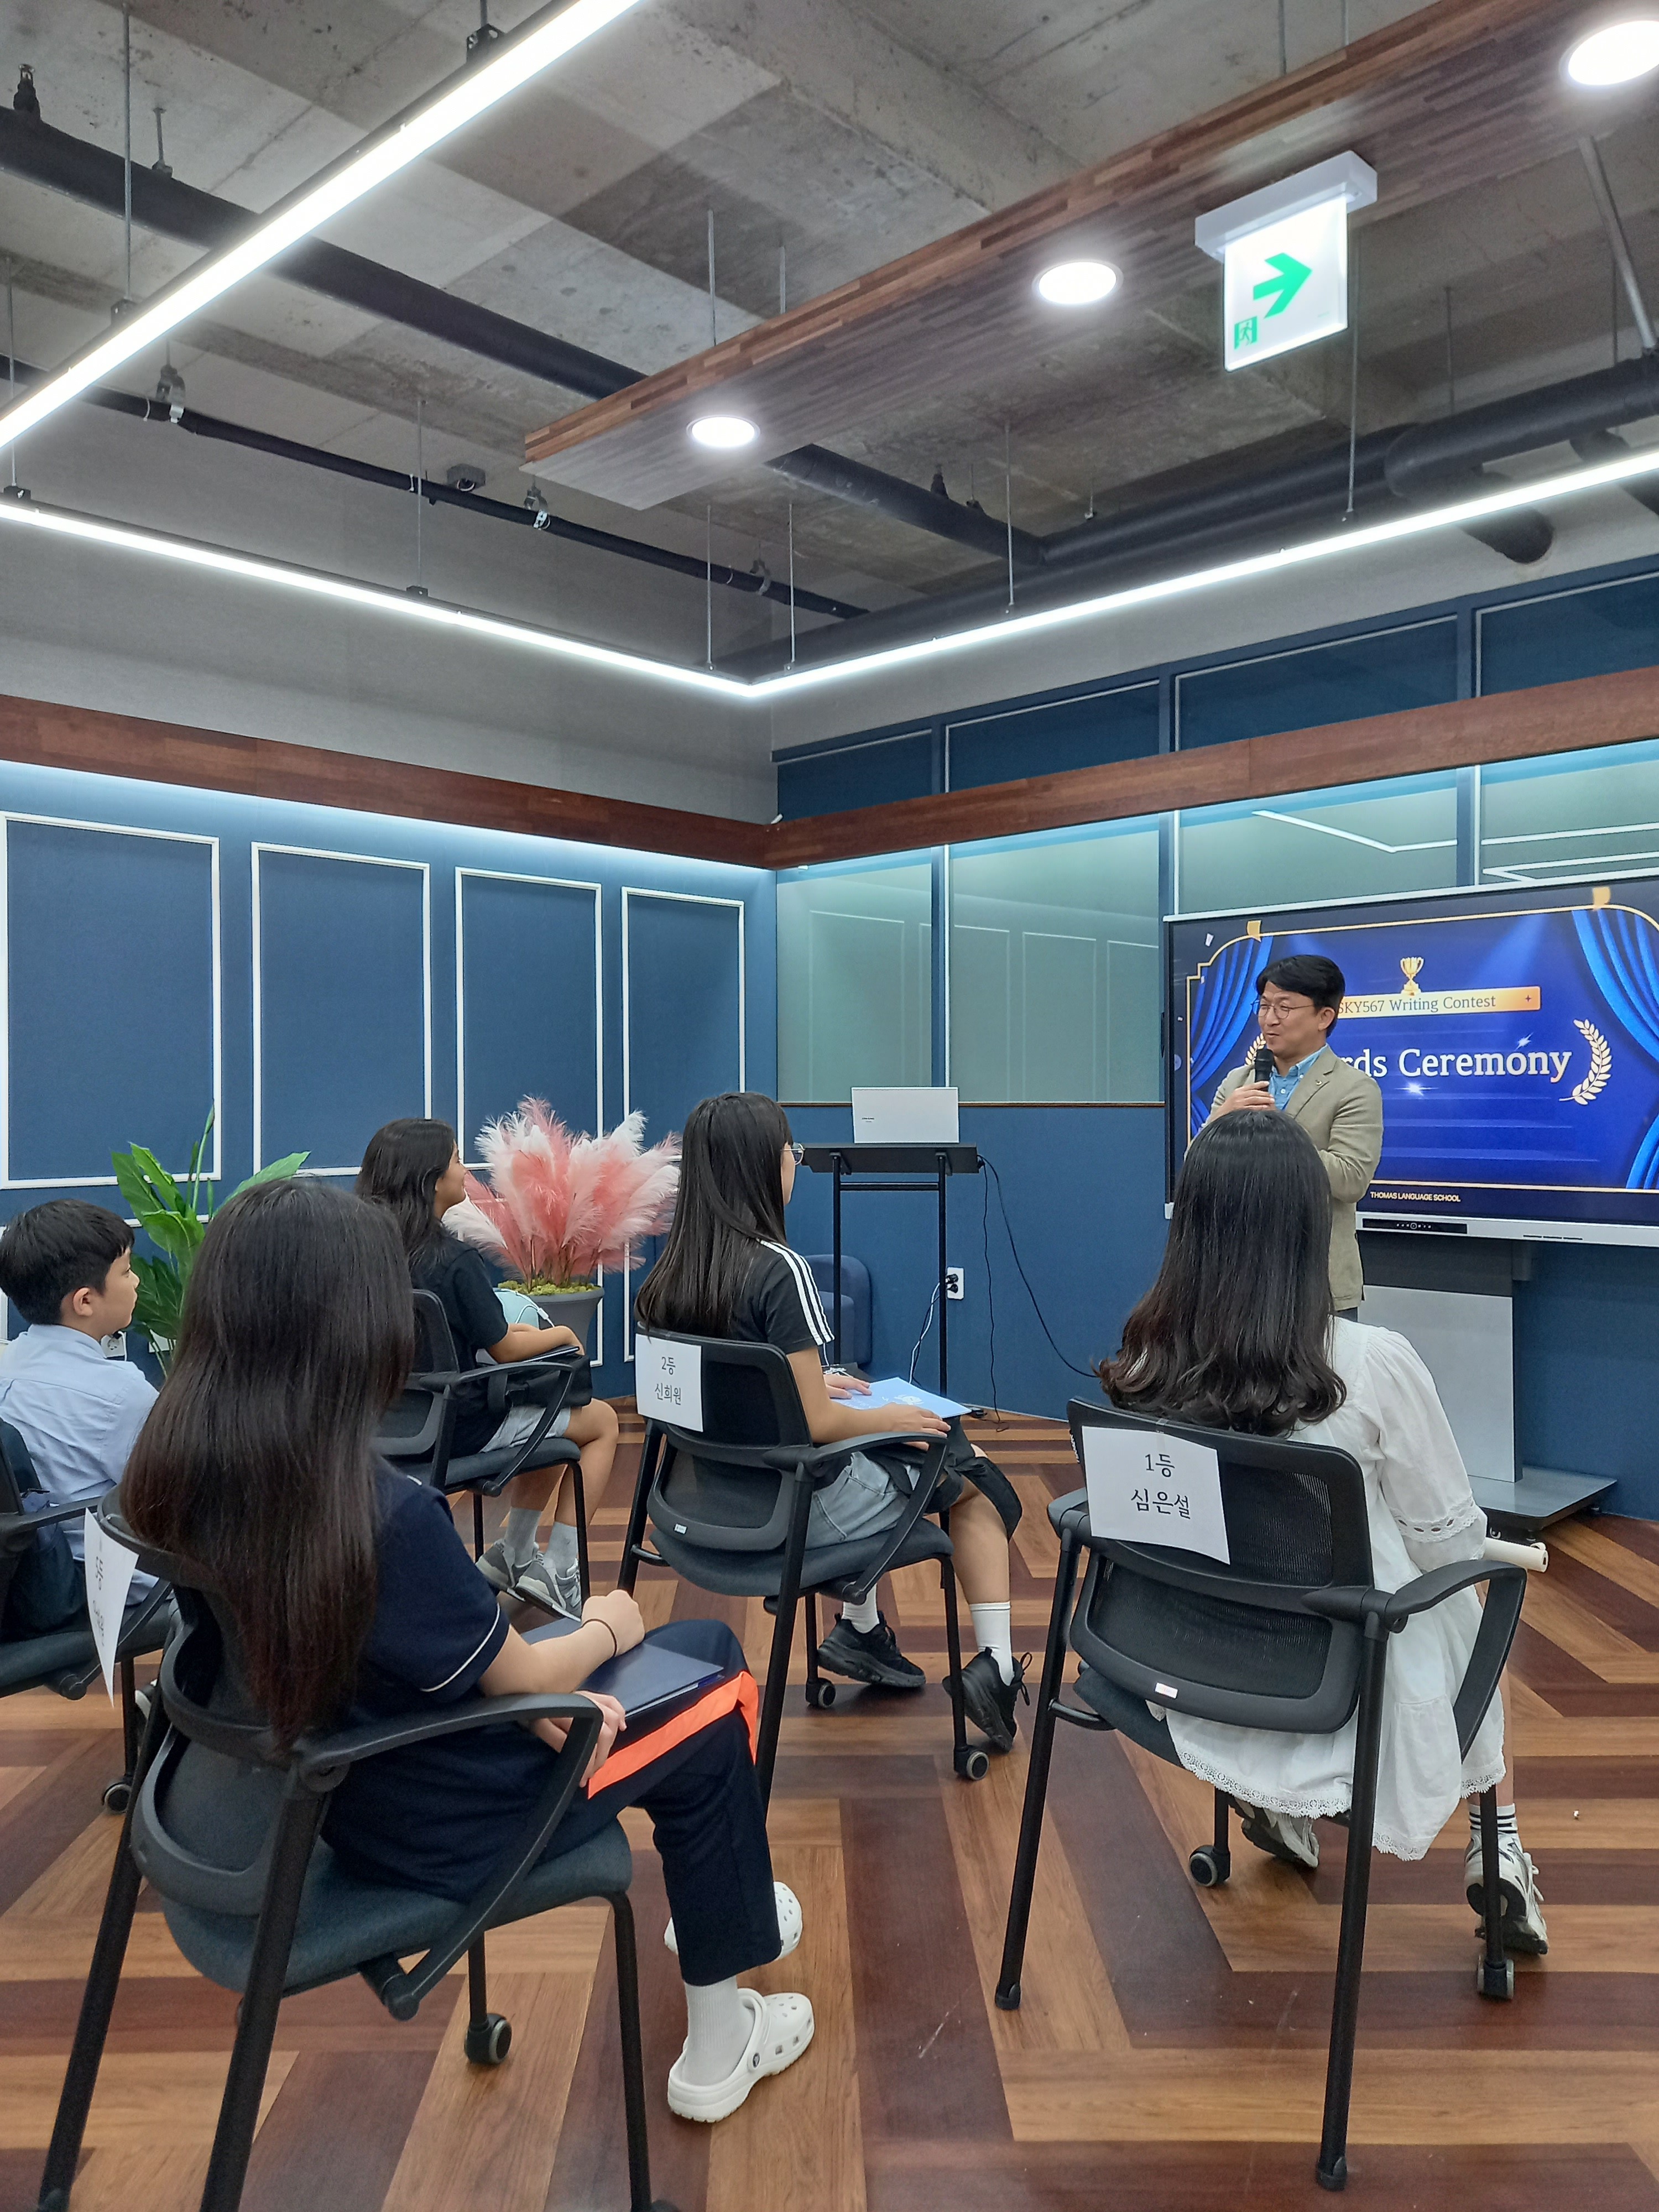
<box><xmin>10</xmin><ymin>361</ymin><xmax>865</xmax><ymax>620</ymax></box>
<box><xmin>719</xmin><ymin>469</ymin><xmax>1404</xmax><ymax>677</ymax></box>
<box><xmin>0</xmin><ymin>106</ymin><xmax>1021</xmax><ymax>566</ymax></box>
<box><xmin>0</xmin><ymin>108</ymin><xmax>641</xmax><ymax>400</ymax></box>
<box><xmin>725</xmin><ymin>353</ymin><xmax>1659</xmax><ymax>676</ymax></box>
<box><xmin>767</xmin><ymin>444</ymin><xmax>1046</xmax><ymax>568</ymax></box>
<box><xmin>1572</xmin><ymin>427</ymin><xmax>1659</xmax><ymax>518</ymax></box>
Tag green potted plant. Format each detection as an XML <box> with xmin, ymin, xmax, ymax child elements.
<box><xmin>450</xmin><ymin>1100</ymin><xmax>679</xmax><ymax>1352</ymax></box>
<box><xmin>112</xmin><ymin>1113</ymin><xmax>307</xmax><ymax>1369</ymax></box>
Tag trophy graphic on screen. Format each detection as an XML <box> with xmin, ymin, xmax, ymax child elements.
<box><xmin>1400</xmin><ymin>957</ymin><xmax>1424</xmax><ymax>998</ymax></box>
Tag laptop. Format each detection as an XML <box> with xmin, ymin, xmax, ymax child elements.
<box><xmin>850</xmin><ymin>1086</ymin><xmax>960</xmax><ymax>1145</ymax></box>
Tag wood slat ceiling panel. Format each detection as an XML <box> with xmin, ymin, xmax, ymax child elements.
<box><xmin>524</xmin><ymin>0</ymin><xmax>1624</xmax><ymax>510</ymax></box>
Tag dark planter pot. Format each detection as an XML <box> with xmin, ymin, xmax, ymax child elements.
<box><xmin>525</xmin><ymin>1285</ymin><xmax>603</xmax><ymax>1354</ymax></box>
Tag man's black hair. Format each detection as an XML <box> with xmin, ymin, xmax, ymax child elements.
<box><xmin>0</xmin><ymin>1200</ymin><xmax>134</xmax><ymax>1326</ymax></box>
<box><xmin>1256</xmin><ymin>953</ymin><xmax>1347</xmax><ymax>1024</ymax></box>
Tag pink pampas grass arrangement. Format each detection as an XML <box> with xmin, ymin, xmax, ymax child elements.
<box><xmin>452</xmin><ymin>1099</ymin><xmax>680</xmax><ymax>1291</ymax></box>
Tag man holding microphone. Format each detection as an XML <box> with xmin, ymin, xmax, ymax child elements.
<box><xmin>1210</xmin><ymin>953</ymin><xmax>1383</xmax><ymax>1318</ymax></box>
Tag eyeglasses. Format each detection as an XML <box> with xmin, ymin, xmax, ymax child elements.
<box><xmin>787</xmin><ymin>1141</ymin><xmax>805</xmax><ymax>1164</ymax></box>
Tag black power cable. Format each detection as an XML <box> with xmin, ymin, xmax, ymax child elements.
<box><xmin>980</xmin><ymin>1154</ymin><xmax>1097</xmax><ymax>1381</ymax></box>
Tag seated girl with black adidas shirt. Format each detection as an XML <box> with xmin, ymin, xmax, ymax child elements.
<box><xmin>634</xmin><ymin>1091</ymin><xmax>1027</xmax><ymax>1750</ymax></box>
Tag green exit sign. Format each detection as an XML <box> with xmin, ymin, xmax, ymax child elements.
<box><xmin>1196</xmin><ymin>153</ymin><xmax>1376</xmax><ymax>374</ymax></box>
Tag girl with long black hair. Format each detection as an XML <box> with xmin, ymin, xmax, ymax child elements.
<box><xmin>1102</xmin><ymin>1108</ymin><xmax>1546</xmax><ymax>1954</ymax></box>
<box><xmin>357</xmin><ymin>1118</ymin><xmax>619</xmax><ymax>1620</ymax></box>
<box><xmin>634</xmin><ymin>1091</ymin><xmax>1027</xmax><ymax>1750</ymax></box>
<box><xmin>123</xmin><ymin>1178</ymin><xmax>814</xmax><ymax>2121</ymax></box>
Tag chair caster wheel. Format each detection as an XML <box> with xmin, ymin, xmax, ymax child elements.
<box><xmin>954</xmin><ymin>1746</ymin><xmax>990</xmax><ymax>1782</ymax></box>
<box><xmin>1188</xmin><ymin>1844</ymin><xmax>1230</xmax><ymax>1887</ymax></box>
<box><xmin>804</xmin><ymin>1680</ymin><xmax>835</xmax><ymax>1709</ymax></box>
<box><xmin>101</xmin><ymin>1778</ymin><xmax>132</xmax><ymax>1814</ymax></box>
<box><xmin>465</xmin><ymin>2013</ymin><xmax>513</xmax><ymax>2066</ymax></box>
<box><xmin>1477</xmin><ymin>1954</ymin><xmax>1515</xmax><ymax>2000</ymax></box>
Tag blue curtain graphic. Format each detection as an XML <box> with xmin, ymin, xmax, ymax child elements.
<box><xmin>1187</xmin><ymin>933</ymin><xmax>1272</xmax><ymax>1138</ymax></box>
<box><xmin>1572</xmin><ymin>907</ymin><xmax>1659</xmax><ymax>1188</ymax></box>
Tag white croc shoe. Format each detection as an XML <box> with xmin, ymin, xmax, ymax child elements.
<box><xmin>665</xmin><ymin>1880</ymin><xmax>802</xmax><ymax>1961</ymax></box>
<box><xmin>666</xmin><ymin>1988</ymin><xmax>815</xmax><ymax>2122</ymax></box>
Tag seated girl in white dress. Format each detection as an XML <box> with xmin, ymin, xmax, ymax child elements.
<box><xmin>1100</xmin><ymin>1107</ymin><xmax>1546</xmax><ymax>1954</ymax></box>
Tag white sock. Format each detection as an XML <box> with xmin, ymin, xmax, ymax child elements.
<box><xmin>545</xmin><ymin>1520</ymin><xmax>579</xmax><ymax>1574</ymax></box>
<box><xmin>680</xmin><ymin>1977</ymin><xmax>752</xmax><ymax>2084</ymax></box>
<box><xmin>840</xmin><ymin>1590</ymin><xmax>880</xmax><ymax>1634</ymax></box>
<box><xmin>1470</xmin><ymin>1801</ymin><xmax>1519</xmax><ymax>1837</ymax></box>
<box><xmin>503</xmin><ymin>1507</ymin><xmax>542</xmax><ymax>1567</ymax></box>
<box><xmin>971</xmin><ymin>1600</ymin><xmax>1014</xmax><ymax>1684</ymax></box>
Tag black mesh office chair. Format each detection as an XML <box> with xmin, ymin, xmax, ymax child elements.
<box><xmin>378</xmin><ymin>1288</ymin><xmax>592</xmax><ymax>1588</ymax></box>
<box><xmin>616</xmin><ymin>1332</ymin><xmax>983</xmax><ymax>1803</ymax></box>
<box><xmin>995</xmin><ymin>1399</ymin><xmax>1527</xmax><ymax>2195</ymax></box>
<box><xmin>35</xmin><ymin>1495</ymin><xmax>674</xmax><ymax>2212</ymax></box>
<box><xmin>0</xmin><ymin>1420</ymin><xmax>172</xmax><ymax>1813</ymax></box>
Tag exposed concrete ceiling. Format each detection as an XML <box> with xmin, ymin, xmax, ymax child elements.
<box><xmin>1</xmin><ymin>0</ymin><xmax>1656</xmax><ymax>638</ymax></box>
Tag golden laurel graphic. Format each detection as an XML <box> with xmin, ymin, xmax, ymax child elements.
<box><xmin>1399</xmin><ymin>957</ymin><xmax>1424</xmax><ymax>998</ymax></box>
<box><xmin>1571</xmin><ymin>1019</ymin><xmax>1611</xmax><ymax>1104</ymax></box>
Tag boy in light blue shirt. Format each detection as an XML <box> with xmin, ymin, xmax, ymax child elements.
<box><xmin>0</xmin><ymin>1199</ymin><xmax>157</xmax><ymax>1630</ymax></box>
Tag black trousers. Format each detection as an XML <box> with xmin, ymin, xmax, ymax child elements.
<box><xmin>543</xmin><ymin>1620</ymin><xmax>781</xmax><ymax>1987</ymax></box>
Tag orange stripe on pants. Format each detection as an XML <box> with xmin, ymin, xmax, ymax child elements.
<box><xmin>582</xmin><ymin>1670</ymin><xmax>760</xmax><ymax>1797</ymax></box>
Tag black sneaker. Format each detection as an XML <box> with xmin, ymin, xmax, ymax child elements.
<box><xmin>948</xmin><ymin>1648</ymin><xmax>1029</xmax><ymax>1751</ymax></box>
<box><xmin>816</xmin><ymin>1613</ymin><xmax>925</xmax><ymax>1691</ymax></box>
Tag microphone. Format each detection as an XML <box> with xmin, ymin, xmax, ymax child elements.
<box><xmin>1252</xmin><ymin>1047</ymin><xmax>1274</xmax><ymax>1084</ymax></box>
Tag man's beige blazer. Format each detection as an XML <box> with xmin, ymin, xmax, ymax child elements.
<box><xmin>1211</xmin><ymin>1045</ymin><xmax>1384</xmax><ymax>1311</ymax></box>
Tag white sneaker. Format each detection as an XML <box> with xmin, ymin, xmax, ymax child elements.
<box><xmin>1234</xmin><ymin>1798</ymin><xmax>1319</xmax><ymax>1870</ymax></box>
<box><xmin>666</xmin><ymin>1881</ymin><xmax>802</xmax><ymax>1960</ymax></box>
<box><xmin>1465</xmin><ymin>1828</ymin><xmax>1548</xmax><ymax>1955</ymax></box>
<box><xmin>666</xmin><ymin>1988</ymin><xmax>815</xmax><ymax>2122</ymax></box>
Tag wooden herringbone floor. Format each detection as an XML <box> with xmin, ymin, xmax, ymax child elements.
<box><xmin>4</xmin><ymin>1411</ymin><xmax>1659</xmax><ymax>2211</ymax></box>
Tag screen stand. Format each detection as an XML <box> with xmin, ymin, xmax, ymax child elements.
<box><xmin>1357</xmin><ymin>1234</ymin><xmax>1613</xmax><ymax>1537</ymax></box>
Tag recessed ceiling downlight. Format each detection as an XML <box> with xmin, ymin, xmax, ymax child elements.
<box><xmin>1034</xmin><ymin>259</ymin><xmax>1120</xmax><ymax>306</ymax></box>
<box><xmin>1564</xmin><ymin>17</ymin><xmax>1659</xmax><ymax>84</ymax></box>
<box><xmin>688</xmin><ymin>415</ymin><xmax>758</xmax><ymax>449</ymax></box>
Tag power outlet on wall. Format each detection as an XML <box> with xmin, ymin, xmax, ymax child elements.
<box><xmin>945</xmin><ymin>1267</ymin><xmax>964</xmax><ymax>1301</ymax></box>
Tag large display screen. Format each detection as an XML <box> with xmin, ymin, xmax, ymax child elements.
<box><xmin>1166</xmin><ymin>874</ymin><xmax>1659</xmax><ymax>1243</ymax></box>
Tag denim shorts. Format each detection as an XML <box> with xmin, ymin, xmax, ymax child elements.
<box><xmin>806</xmin><ymin>1451</ymin><xmax>910</xmax><ymax>1544</ymax></box>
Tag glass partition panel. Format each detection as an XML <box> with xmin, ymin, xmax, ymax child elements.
<box><xmin>1177</xmin><ymin>772</ymin><xmax>1459</xmax><ymax>913</ymax></box>
<box><xmin>776</xmin><ymin>855</ymin><xmax>933</xmax><ymax>1100</ymax></box>
<box><xmin>1480</xmin><ymin>738</ymin><xmax>1659</xmax><ymax>884</ymax></box>
<box><xmin>948</xmin><ymin>821</ymin><xmax>1161</xmax><ymax>1102</ymax></box>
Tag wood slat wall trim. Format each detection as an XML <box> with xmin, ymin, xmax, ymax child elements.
<box><xmin>0</xmin><ymin>696</ymin><xmax>773</xmax><ymax>867</ymax></box>
<box><xmin>768</xmin><ymin>664</ymin><xmax>1659</xmax><ymax>866</ymax></box>
<box><xmin>521</xmin><ymin>0</ymin><xmax>1604</xmax><ymax>507</ymax></box>
<box><xmin>3</xmin><ymin>662</ymin><xmax>1658</xmax><ymax>873</ymax></box>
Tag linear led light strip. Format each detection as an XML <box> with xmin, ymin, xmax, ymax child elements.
<box><xmin>0</xmin><ymin>0</ymin><xmax>645</xmax><ymax>450</ymax></box>
<box><xmin>6</xmin><ymin>439</ymin><xmax>1659</xmax><ymax>702</ymax></box>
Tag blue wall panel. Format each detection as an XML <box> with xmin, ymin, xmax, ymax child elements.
<box><xmin>947</xmin><ymin>684</ymin><xmax>1159</xmax><ymax>790</ymax></box>
<box><xmin>778</xmin><ymin>731</ymin><xmax>933</xmax><ymax>821</ymax></box>
<box><xmin>1177</xmin><ymin>619</ymin><xmax>1459</xmax><ymax>750</ymax></box>
<box><xmin>7</xmin><ymin>822</ymin><xmax>216</xmax><ymax>1184</ymax></box>
<box><xmin>624</xmin><ymin>893</ymin><xmax>743</xmax><ymax>1141</ymax></box>
<box><xmin>1480</xmin><ymin>571</ymin><xmax>1659</xmax><ymax>695</ymax></box>
<box><xmin>257</xmin><ymin>851</ymin><xmax>428</xmax><ymax>1169</ymax></box>
<box><xmin>458</xmin><ymin>873</ymin><xmax>599</xmax><ymax>1153</ymax></box>
<box><xmin>785</xmin><ymin>1104</ymin><xmax>1168</xmax><ymax>1421</ymax></box>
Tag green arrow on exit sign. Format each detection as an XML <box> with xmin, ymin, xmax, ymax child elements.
<box><xmin>1253</xmin><ymin>252</ymin><xmax>1311</xmax><ymax>318</ymax></box>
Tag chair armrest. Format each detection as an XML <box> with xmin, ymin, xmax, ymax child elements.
<box><xmin>0</xmin><ymin>1497</ymin><xmax>90</xmax><ymax>1551</ymax></box>
<box><xmin>1380</xmin><ymin>1558</ymin><xmax>1525</xmax><ymax>1627</ymax></box>
<box><xmin>345</xmin><ymin>1698</ymin><xmax>605</xmax><ymax>2014</ymax></box>
<box><xmin>293</xmin><ymin>1692</ymin><xmax>601</xmax><ymax>1783</ymax></box>
<box><xmin>114</xmin><ymin>1578</ymin><xmax>177</xmax><ymax>1661</ymax></box>
<box><xmin>838</xmin><ymin>1433</ymin><xmax>952</xmax><ymax>1604</ymax></box>
<box><xmin>1047</xmin><ymin>1486</ymin><xmax>1088</xmax><ymax>1537</ymax></box>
